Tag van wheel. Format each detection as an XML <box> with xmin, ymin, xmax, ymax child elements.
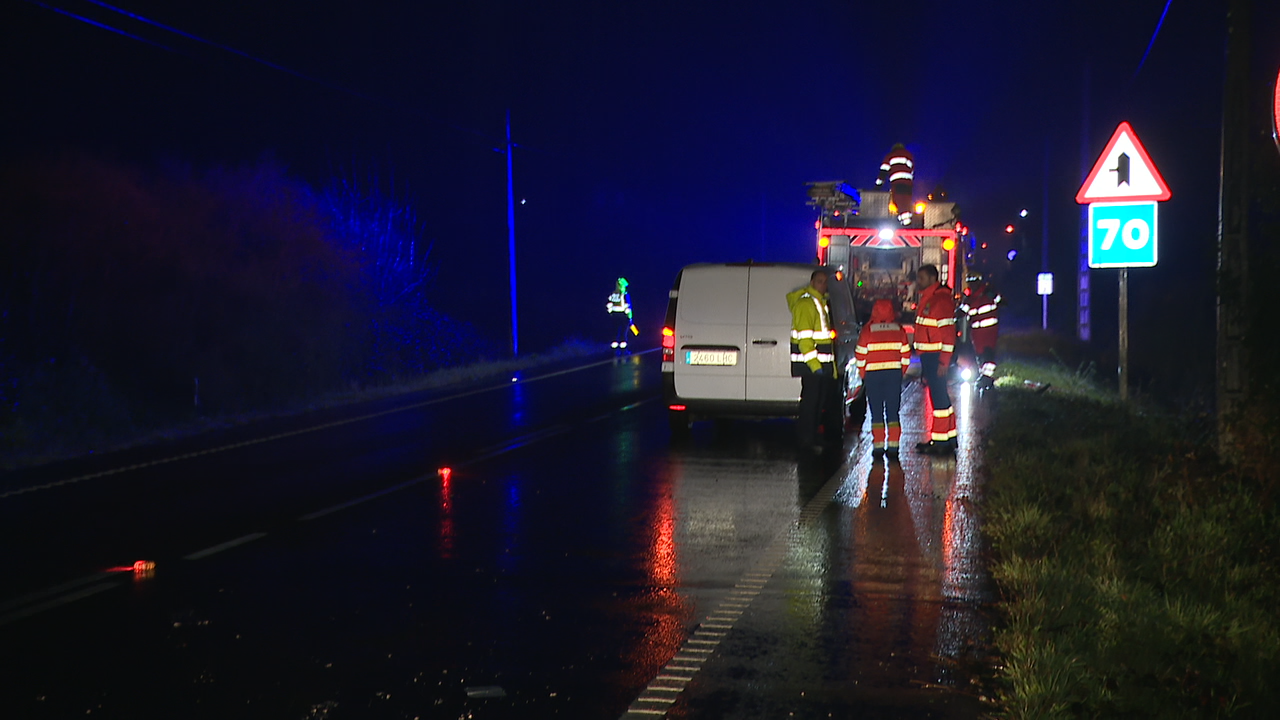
<box><xmin>668</xmin><ymin>410</ymin><xmax>692</xmax><ymax>436</ymax></box>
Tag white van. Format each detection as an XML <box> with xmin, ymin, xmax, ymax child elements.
<box><xmin>661</xmin><ymin>262</ymin><xmax>863</xmax><ymax>433</ymax></box>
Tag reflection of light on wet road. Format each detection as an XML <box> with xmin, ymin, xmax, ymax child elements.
<box><xmin>438</xmin><ymin>471</ymin><xmax>454</xmax><ymax>559</ymax></box>
<box><xmin>649</xmin><ymin>489</ymin><xmax>677</xmax><ymax>589</ymax></box>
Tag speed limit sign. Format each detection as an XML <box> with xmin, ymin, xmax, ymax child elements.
<box><xmin>1088</xmin><ymin>201</ymin><xmax>1158</xmax><ymax>268</ymax></box>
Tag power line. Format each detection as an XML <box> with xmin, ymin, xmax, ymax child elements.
<box><xmin>20</xmin><ymin>0</ymin><xmax>173</xmax><ymax>53</ymax></box>
<box><xmin>1133</xmin><ymin>0</ymin><xmax>1173</xmax><ymax>78</ymax></box>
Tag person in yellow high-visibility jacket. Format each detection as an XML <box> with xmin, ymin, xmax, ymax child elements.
<box><xmin>787</xmin><ymin>269</ymin><xmax>836</xmax><ymax>454</ymax></box>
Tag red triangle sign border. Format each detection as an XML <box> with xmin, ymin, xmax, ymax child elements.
<box><xmin>1075</xmin><ymin>121</ymin><xmax>1172</xmax><ymax>204</ymax></box>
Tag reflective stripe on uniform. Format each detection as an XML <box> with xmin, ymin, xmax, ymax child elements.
<box><xmin>792</xmin><ymin>351</ymin><xmax>819</xmax><ymax>362</ymax></box>
<box><xmin>933</xmin><ymin>407</ymin><xmax>954</xmax><ymax>419</ymax></box>
<box><xmin>973</xmin><ymin>318</ymin><xmax>999</xmax><ymax>328</ymax></box>
<box><xmin>889</xmin><ymin>171</ymin><xmax>913</xmax><ymax>182</ymax></box>
<box><xmin>915</xmin><ymin>341</ymin><xmax>942</xmax><ymax>351</ymax></box>
<box><xmin>941</xmin><ymin>344</ymin><xmax>955</xmax><ymax>353</ymax></box>
<box><xmin>866</xmin><ymin>342</ymin><xmax>903</xmax><ymax>352</ymax></box>
<box><xmin>864</xmin><ymin>360</ymin><xmax>905</xmax><ymax>372</ymax></box>
<box><xmin>792</xmin><ymin>329</ymin><xmax>816</xmax><ymax>339</ymax></box>
<box><xmin>916</xmin><ymin>317</ymin><xmax>939</xmax><ymax>327</ymax></box>
<box><xmin>888</xmin><ymin>156</ymin><xmax>913</xmax><ymax>167</ymax></box>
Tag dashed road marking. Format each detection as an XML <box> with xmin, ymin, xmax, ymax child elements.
<box><xmin>619</xmin><ymin>438</ymin><xmax>865</xmax><ymax>719</ymax></box>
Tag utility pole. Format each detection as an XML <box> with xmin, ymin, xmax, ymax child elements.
<box><xmin>1077</xmin><ymin>65</ymin><xmax>1092</xmax><ymax>342</ymax></box>
<box><xmin>1042</xmin><ymin>141</ymin><xmax>1051</xmax><ymax>331</ymax></box>
<box><xmin>506</xmin><ymin>109</ymin><xmax>519</xmax><ymax>356</ymax></box>
<box><xmin>1217</xmin><ymin>0</ymin><xmax>1250</xmax><ymax>450</ymax></box>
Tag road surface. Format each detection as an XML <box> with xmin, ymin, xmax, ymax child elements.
<box><xmin>0</xmin><ymin>353</ymin><xmax>991</xmax><ymax>719</ymax></box>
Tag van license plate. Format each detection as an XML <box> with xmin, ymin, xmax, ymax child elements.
<box><xmin>686</xmin><ymin>350</ymin><xmax>738</xmax><ymax>366</ymax></box>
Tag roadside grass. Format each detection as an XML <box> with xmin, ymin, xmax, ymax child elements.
<box><xmin>984</xmin><ymin>361</ymin><xmax>1280</xmax><ymax>718</ymax></box>
<box><xmin>2</xmin><ymin>340</ymin><xmax>604</xmax><ymax>472</ymax></box>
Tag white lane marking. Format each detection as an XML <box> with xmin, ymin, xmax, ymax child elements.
<box><xmin>298</xmin><ymin>477</ymin><xmax>428</xmax><ymax>521</ymax></box>
<box><xmin>619</xmin><ymin>436</ymin><xmax>870</xmax><ymax>719</ymax></box>
<box><xmin>0</xmin><ymin>580</ymin><xmax>119</xmax><ymax>627</ymax></box>
<box><xmin>0</xmin><ymin>352</ymin><xmax>656</xmax><ymax>500</ymax></box>
<box><xmin>0</xmin><ymin>571</ymin><xmax>113</xmax><ymax>614</ymax></box>
<box><xmin>183</xmin><ymin>532</ymin><xmax>269</xmax><ymax>560</ymax></box>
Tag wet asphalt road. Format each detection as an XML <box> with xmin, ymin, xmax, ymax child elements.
<box><xmin>0</xmin><ymin>353</ymin><xmax>991</xmax><ymax>719</ymax></box>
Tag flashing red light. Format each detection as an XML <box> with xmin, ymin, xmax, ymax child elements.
<box><xmin>834</xmin><ymin>270</ymin><xmax>843</xmax><ymax>281</ymax></box>
<box><xmin>1005</xmin><ymin>224</ymin><xmax>1015</xmax><ymax>234</ymax></box>
<box><xmin>662</xmin><ymin>334</ymin><xmax>675</xmax><ymax>349</ymax></box>
<box><xmin>438</xmin><ymin>467</ymin><xmax>453</xmax><ymax>481</ymax></box>
<box><xmin>832</xmin><ymin>210</ymin><xmax>840</xmax><ymax>217</ymax></box>
<box><xmin>814</xmin><ymin>220</ymin><xmax>820</xmax><ymax>229</ymax></box>
<box><xmin>818</xmin><ymin>236</ymin><xmax>830</xmax><ymax>248</ymax></box>
<box><xmin>981</xmin><ymin>242</ymin><xmax>989</xmax><ymax>249</ymax></box>
<box><xmin>668</xmin><ymin>404</ymin><xmax>687</xmax><ymax>412</ymax></box>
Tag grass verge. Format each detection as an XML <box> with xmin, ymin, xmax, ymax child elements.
<box><xmin>984</xmin><ymin>361</ymin><xmax>1280</xmax><ymax>718</ymax></box>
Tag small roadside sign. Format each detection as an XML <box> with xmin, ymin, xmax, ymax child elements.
<box><xmin>1076</xmin><ymin>122</ymin><xmax>1171</xmax><ymax>204</ymax></box>
<box><xmin>1037</xmin><ymin>273</ymin><xmax>1054</xmax><ymax>296</ymax></box>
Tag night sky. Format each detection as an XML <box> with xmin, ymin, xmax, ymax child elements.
<box><xmin>5</xmin><ymin>0</ymin><xmax>1279</xmax><ymax>394</ymax></box>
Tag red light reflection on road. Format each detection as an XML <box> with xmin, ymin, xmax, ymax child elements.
<box><xmin>439</xmin><ymin>471</ymin><xmax>454</xmax><ymax>559</ymax></box>
<box><xmin>649</xmin><ymin>489</ymin><xmax>677</xmax><ymax>589</ymax></box>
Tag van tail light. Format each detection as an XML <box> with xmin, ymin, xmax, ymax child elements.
<box><xmin>662</xmin><ymin>327</ymin><xmax>676</xmax><ymax>361</ymax></box>
<box><xmin>669</xmin><ymin>404</ymin><xmax>687</xmax><ymax>411</ymax></box>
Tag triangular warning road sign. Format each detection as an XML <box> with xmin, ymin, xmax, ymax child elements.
<box><xmin>1076</xmin><ymin>122</ymin><xmax>1171</xmax><ymax>204</ymax></box>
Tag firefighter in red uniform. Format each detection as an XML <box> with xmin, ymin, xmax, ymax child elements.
<box><xmin>961</xmin><ymin>278</ymin><xmax>1001</xmax><ymax>379</ymax></box>
<box><xmin>876</xmin><ymin>143</ymin><xmax>915</xmax><ymax>224</ymax></box>
<box><xmin>913</xmin><ymin>264</ymin><xmax>957</xmax><ymax>453</ymax></box>
<box><xmin>855</xmin><ymin>298</ymin><xmax>911</xmax><ymax>459</ymax></box>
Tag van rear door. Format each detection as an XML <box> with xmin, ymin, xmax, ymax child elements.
<box><xmin>673</xmin><ymin>265</ymin><xmax>748</xmax><ymax>401</ymax></box>
<box><xmin>745</xmin><ymin>266</ymin><xmax>809</xmax><ymax>402</ymax></box>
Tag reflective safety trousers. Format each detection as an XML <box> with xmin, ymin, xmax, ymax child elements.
<box><xmin>786</xmin><ymin>287</ymin><xmax>835</xmax><ymax>377</ymax></box>
<box><xmin>914</xmin><ymin>283</ymin><xmax>957</xmax><ymax>367</ymax></box>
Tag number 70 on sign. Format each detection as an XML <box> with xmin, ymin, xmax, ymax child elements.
<box><xmin>1087</xmin><ymin>201</ymin><xmax>1158</xmax><ymax>268</ymax></box>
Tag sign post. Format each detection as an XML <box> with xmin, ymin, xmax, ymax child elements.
<box><xmin>1076</xmin><ymin>122</ymin><xmax>1171</xmax><ymax>400</ymax></box>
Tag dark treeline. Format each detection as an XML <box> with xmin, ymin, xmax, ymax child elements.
<box><xmin>0</xmin><ymin>153</ymin><xmax>491</xmax><ymax>463</ymax></box>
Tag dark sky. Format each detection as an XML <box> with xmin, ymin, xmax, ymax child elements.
<box><xmin>5</xmin><ymin>0</ymin><xmax>1279</xmax><ymax>385</ymax></box>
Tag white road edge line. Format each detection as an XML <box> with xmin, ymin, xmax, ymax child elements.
<box><xmin>183</xmin><ymin>532</ymin><xmax>269</xmax><ymax>560</ymax></box>
<box><xmin>0</xmin><ymin>580</ymin><xmax>120</xmax><ymax>627</ymax></box>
